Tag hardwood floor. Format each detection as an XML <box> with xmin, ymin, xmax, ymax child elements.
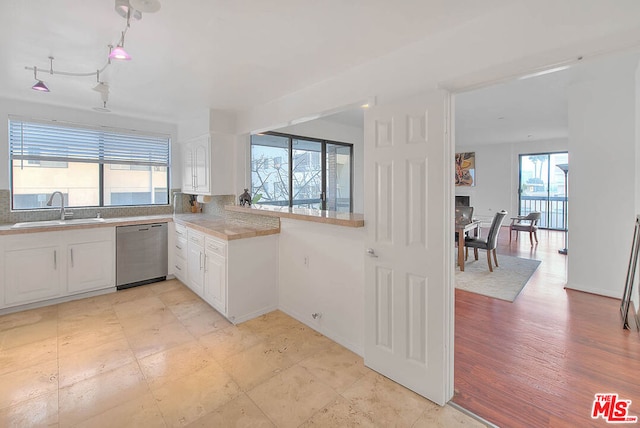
<box><xmin>453</xmin><ymin>227</ymin><xmax>640</xmax><ymax>427</ymax></box>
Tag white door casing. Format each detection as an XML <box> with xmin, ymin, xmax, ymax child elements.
<box><xmin>363</xmin><ymin>90</ymin><xmax>454</xmax><ymax>405</ymax></box>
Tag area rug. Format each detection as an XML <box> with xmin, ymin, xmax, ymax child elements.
<box><xmin>455</xmin><ymin>255</ymin><xmax>541</xmax><ymax>302</ymax></box>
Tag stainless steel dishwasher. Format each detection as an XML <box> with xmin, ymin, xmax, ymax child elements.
<box><xmin>116</xmin><ymin>223</ymin><xmax>168</xmax><ymax>289</ymax></box>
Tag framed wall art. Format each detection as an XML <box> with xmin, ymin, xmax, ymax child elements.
<box><xmin>455</xmin><ymin>152</ymin><xmax>475</xmax><ymax>187</ymax></box>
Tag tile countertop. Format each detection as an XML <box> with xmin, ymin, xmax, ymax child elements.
<box><xmin>225</xmin><ymin>204</ymin><xmax>365</xmax><ymax>228</ymax></box>
<box><xmin>0</xmin><ymin>213</ymin><xmax>280</xmax><ymax>240</ymax></box>
<box><xmin>172</xmin><ymin>214</ymin><xmax>280</xmax><ymax>240</ymax></box>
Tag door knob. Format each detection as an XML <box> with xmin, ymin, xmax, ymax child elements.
<box><xmin>366</xmin><ymin>248</ymin><xmax>378</xmax><ymax>258</ymax></box>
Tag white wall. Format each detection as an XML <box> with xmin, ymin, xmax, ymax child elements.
<box><xmin>0</xmin><ymin>97</ymin><xmax>179</xmax><ymax>190</ymax></box>
<box><xmin>455</xmin><ymin>139</ymin><xmax>568</xmax><ymax>224</ymax></box>
<box><xmin>278</xmin><ymin>218</ymin><xmax>365</xmax><ymax>355</ymax></box>
<box><xmin>567</xmin><ymin>56</ymin><xmax>638</xmax><ymax>298</ymax></box>
<box><xmin>276</xmin><ymin>117</ymin><xmax>365</xmax><ymax>213</ymax></box>
<box><xmin>237</xmin><ymin>2</ymin><xmax>640</xmax><ymax>135</ymax></box>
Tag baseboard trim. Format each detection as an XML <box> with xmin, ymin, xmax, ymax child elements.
<box><xmin>278</xmin><ymin>304</ymin><xmax>364</xmax><ymax>356</ymax></box>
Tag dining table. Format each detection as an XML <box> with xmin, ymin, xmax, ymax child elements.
<box><xmin>456</xmin><ymin>220</ymin><xmax>481</xmax><ymax>271</ymax></box>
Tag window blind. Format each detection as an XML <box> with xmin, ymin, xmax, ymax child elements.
<box><xmin>9</xmin><ymin>118</ymin><xmax>170</xmax><ymax>166</ymax></box>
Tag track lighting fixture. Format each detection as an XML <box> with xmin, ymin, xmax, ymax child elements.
<box><xmin>108</xmin><ymin>34</ymin><xmax>131</xmax><ymax>61</ymax></box>
<box><xmin>31</xmin><ymin>66</ymin><xmax>49</xmax><ymax>92</ymax></box>
<box><xmin>115</xmin><ymin>0</ymin><xmax>142</xmax><ymax>20</ymax></box>
<box><xmin>25</xmin><ymin>0</ymin><xmax>161</xmax><ymax>108</ymax></box>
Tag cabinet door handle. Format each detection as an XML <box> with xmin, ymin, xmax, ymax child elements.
<box><xmin>199</xmin><ymin>252</ymin><xmax>203</xmax><ymax>270</ymax></box>
<box><xmin>70</xmin><ymin>248</ymin><xmax>74</xmax><ymax>268</ymax></box>
<box><xmin>204</xmin><ymin>254</ymin><xmax>207</xmax><ymax>272</ymax></box>
<box><xmin>54</xmin><ymin>250</ymin><xmax>57</xmax><ymax>270</ymax></box>
<box><xmin>175</xmin><ymin>265</ymin><xmax>182</xmax><ymax>271</ymax></box>
<box><xmin>176</xmin><ymin>245</ymin><xmax>182</xmax><ymax>250</ymax></box>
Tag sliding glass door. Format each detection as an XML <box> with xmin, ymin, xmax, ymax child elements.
<box><xmin>518</xmin><ymin>152</ymin><xmax>568</xmax><ymax>230</ymax></box>
<box><xmin>251</xmin><ymin>132</ymin><xmax>353</xmax><ymax>212</ymax></box>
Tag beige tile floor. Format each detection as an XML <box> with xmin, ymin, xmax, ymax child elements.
<box><xmin>0</xmin><ymin>279</ymin><xmax>484</xmax><ymax>427</ymax></box>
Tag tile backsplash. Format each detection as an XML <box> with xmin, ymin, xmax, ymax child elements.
<box><xmin>0</xmin><ymin>189</ymin><xmax>179</xmax><ymax>224</ymax></box>
<box><xmin>0</xmin><ymin>189</ymin><xmax>279</xmax><ymax>229</ymax></box>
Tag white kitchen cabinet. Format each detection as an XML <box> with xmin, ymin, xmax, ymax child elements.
<box><xmin>182</xmin><ymin>143</ymin><xmax>195</xmax><ymax>194</ymax></box>
<box><xmin>0</xmin><ymin>236</ymin><xmax>4</xmax><ymax>306</ymax></box>
<box><xmin>4</xmin><ymin>232</ymin><xmax>63</xmax><ymax>306</ymax></box>
<box><xmin>173</xmin><ymin>223</ymin><xmax>188</xmax><ymax>283</ymax></box>
<box><xmin>203</xmin><ymin>237</ymin><xmax>227</xmax><ymax>313</ymax></box>
<box><xmin>180</xmin><ymin>133</ymin><xmax>233</xmax><ymax>196</ymax></box>
<box><xmin>66</xmin><ymin>228</ymin><xmax>114</xmax><ymax>294</ymax></box>
<box><xmin>224</xmin><ymin>235</ymin><xmax>278</xmax><ymax>323</ymax></box>
<box><xmin>175</xmin><ymin>225</ymin><xmax>277</xmax><ymax>324</ymax></box>
<box><xmin>186</xmin><ymin>229</ymin><xmax>205</xmax><ymax>295</ymax></box>
<box><xmin>181</xmin><ymin>135</ymin><xmax>210</xmax><ymax>195</ymax></box>
<box><xmin>1</xmin><ymin>227</ymin><xmax>116</xmax><ymax>311</ymax></box>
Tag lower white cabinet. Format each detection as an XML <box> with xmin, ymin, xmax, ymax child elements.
<box><xmin>186</xmin><ymin>229</ymin><xmax>205</xmax><ymax>295</ymax></box>
<box><xmin>66</xmin><ymin>228</ymin><xmax>114</xmax><ymax>294</ymax></box>
<box><xmin>176</xmin><ymin>225</ymin><xmax>278</xmax><ymax>324</ymax></box>
<box><xmin>1</xmin><ymin>227</ymin><xmax>115</xmax><ymax>310</ymax></box>
<box><xmin>203</xmin><ymin>239</ymin><xmax>226</xmax><ymax>313</ymax></box>
<box><xmin>172</xmin><ymin>223</ymin><xmax>188</xmax><ymax>283</ymax></box>
<box><xmin>223</xmin><ymin>235</ymin><xmax>278</xmax><ymax>324</ymax></box>
<box><xmin>4</xmin><ymin>232</ymin><xmax>63</xmax><ymax>305</ymax></box>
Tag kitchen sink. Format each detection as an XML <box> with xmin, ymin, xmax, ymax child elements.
<box><xmin>11</xmin><ymin>218</ymin><xmax>106</xmax><ymax>229</ymax></box>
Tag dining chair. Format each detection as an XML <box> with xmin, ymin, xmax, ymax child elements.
<box><xmin>464</xmin><ymin>210</ymin><xmax>507</xmax><ymax>272</ymax></box>
<box><xmin>509</xmin><ymin>212</ymin><xmax>541</xmax><ymax>246</ymax></box>
<box><xmin>455</xmin><ymin>206</ymin><xmax>474</xmax><ymax>242</ymax></box>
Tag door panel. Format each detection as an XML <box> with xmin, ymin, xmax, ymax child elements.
<box><xmin>68</xmin><ymin>240</ymin><xmax>114</xmax><ymax>293</ymax></box>
<box><xmin>5</xmin><ymin>246</ymin><xmax>62</xmax><ymax>304</ymax></box>
<box><xmin>364</xmin><ymin>90</ymin><xmax>453</xmax><ymax>406</ymax></box>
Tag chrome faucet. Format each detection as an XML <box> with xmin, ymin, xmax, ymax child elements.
<box><xmin>46</xmin><ymin>191</ymin><xmax>66</xmax><ymax>220</ymax></box>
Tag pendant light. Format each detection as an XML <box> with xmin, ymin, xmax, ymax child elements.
<box><xmin>31</xmin><ymin>67</ymin><xmax>49</xmax><ymax>92</ymax></box>
<box><xmin>109</xmin><ymin>38</ymin><xmax>132</xmax><ymax>61</ymax></box>
<box><xmin>31</xmin><ymin>65</ymin><xmax>50</xmax><ymax>92</ymax></box>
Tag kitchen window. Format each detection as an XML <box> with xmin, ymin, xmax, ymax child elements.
<box><xmin>251</xmin><ymin>132</ymin><xmax>353</xmax><ymax>212</ymax></box>
<box><xmin>9</xmin><ymin>117</ymin><xmax>170</xmax><ymax>210</ymax></box>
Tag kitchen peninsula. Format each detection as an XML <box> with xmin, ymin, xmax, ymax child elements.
<box><xmin>0</xmin><ymin>214</ymin><xmax>280</xmax><ymax>320</ymax></box>
<box><xmin>0</xmin><ymin>205</ymin><xmax>366</xmax><ymax>354</ymax></box>
<box><xmin>226</xmin><ymin>204</ymin><xmax>366</xmax><ymax>354</ymax></box>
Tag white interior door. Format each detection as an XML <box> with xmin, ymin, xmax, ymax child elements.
<box><xmin>364</xmin><ymin>90</ymin><xmax>454</xmax><ymax>406</ymax></box>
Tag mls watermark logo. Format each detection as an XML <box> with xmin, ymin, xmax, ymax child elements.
<box><xmin>592</xmin><ymin>393</ymin><xmax>638</xmax><ymax>423</ymax></box>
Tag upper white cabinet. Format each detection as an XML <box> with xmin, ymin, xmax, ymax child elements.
<box><xmin>182</xmin><ymin>134</ymin><xmax>211</xmax><ymax>195</ymax></box>
<box><xmin>180</xmin><ymin>133</ymin><xmax>234</xmax><ymax>196</ymax></box>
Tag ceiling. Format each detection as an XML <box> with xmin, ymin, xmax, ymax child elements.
<box><xmin>454</xmin><ymin>68</ymin><xmax>572</xmax><ymax>146</ymax></box>
<box><xmin>323</xmin><ymin>49</ymin><xmax>640</xmax><ymax>147</ymax></box>
<box><xmin>318</xmin><ymin>67</ymin><xmax>572</xmax><ymax>144</ymax></box>
<box><xmin>0</xmin><ymin>0</ymin><xmax>508</xmax><ymax>122</ymax></box>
